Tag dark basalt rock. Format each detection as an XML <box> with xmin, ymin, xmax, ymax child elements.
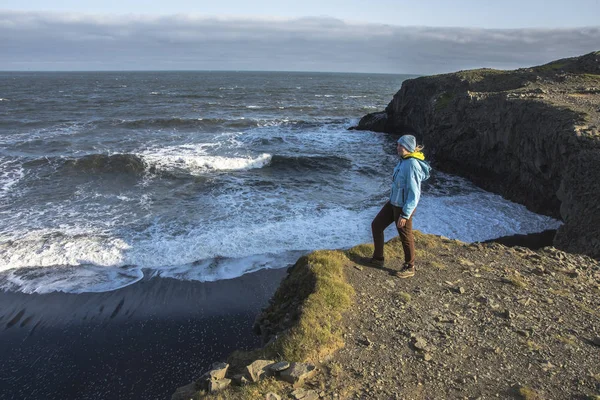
<box><xmin>355</xmin><ymin>51</ymin><xmax>600</xmax><ymax>258</ymax></box>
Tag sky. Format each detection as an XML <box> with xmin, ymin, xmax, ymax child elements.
<box><xmin>1</xmin><ymin>1</ymin><xmax>599</xmax><ymax>73</ymax></box>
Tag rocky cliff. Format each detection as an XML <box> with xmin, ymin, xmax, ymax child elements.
<box><xmin>354</xmin><ymin>51</ymin><xmax>600</xmax><ymax>258</ymax></box>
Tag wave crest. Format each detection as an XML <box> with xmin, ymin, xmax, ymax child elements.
<box><xmin>142</xmin><ymin>153</ymin><xmax>272</xmax><ymax>175</ymax></box>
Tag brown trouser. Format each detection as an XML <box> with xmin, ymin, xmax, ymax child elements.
<box><xmin>371</xmin><ymin>201</ymin><xmax>415</xmax><ymax>266</ymax></box>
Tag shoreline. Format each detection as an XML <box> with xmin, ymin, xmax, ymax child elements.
<box><xmin>0</xmin><ymin>267</ymin><xmax>288</xmax><ymax>400</ymax></box>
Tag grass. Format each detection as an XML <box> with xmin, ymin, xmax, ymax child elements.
<box><xmin>202</xmin><ymin>378</ymin><xmax>288</xmax><ymax>400</ymax></box>
<box><xmin>548</xmin><ymin>288</ymin><xmax>570</xmax><ymax>297</ymax></box>
<box><xmin>329</xmin><ymin>362</ymin><xmax>342</xmax><ymax>377</ymax></box>
<box><xmin>429</xmin><ymin>260</ymin><xmax>446</xmax><ymax>270</ymax></box>
<box><xmin>269</xmin><ymin>250</ymin><xmax>354</xmax><ymax>363</ymax></box>
<box><xmin>415</xmin><ymin>232</ymin><xmax>440</xmax><ymax>248</ymax></box>
<box><xmin>457</xmin><ymin>68</ymin><xmax>506</xmax><ymax>83</ymax></box>
<box><xmin>458</xmin><ymin>258</ymin><xmax>475</xmax><ymax>268</ymax></box>
<box><xmin>555</xmin><ymin>334</ymin><xmax>577</xmax><ymax>347</ymax></box>
<box><xmin>526</xmin><ymin>340</ymin><xmax>542</xmax><ymax>352</ymax></box>
<box><xmin>505</xmin><ymin>272</ymin><xmax>528</xmax><ymax>289</ymax></box>
<box><xmin>574</xmin><ymin>301</ymin><xmax>600</xmax><ymax>318</ymax></box>
<box><xmin>581</xmin><ymin>73</ymin><xmax>600</xmax><ymax>80</ymax></box>
<box><xmin>519</xmin><ymin>386</ymin><xmax>544</xmax><ymax>400</ymax></box>
<box><xmin>394</xmin><ymin>291</ymin><xmax>412</xmax><ymax>303</ymax></box>
<box><xmin>479</xmin><ymin>265</ymin><xmax>494</xmax><ymax>272</ymax></box>
<box><xmin>346</xmin><ymin>243</ymin><xmax>373</xmax><ymax>259</ymax></box>
<box><xmin>199</xmin><ymin>250</ymin><xmax>354</xmax><ymax>399</ymax></box>
<box><xmin>536</xmin><ymin>61</ymin><xmax>569</xmax><ymax>73</ymax></box>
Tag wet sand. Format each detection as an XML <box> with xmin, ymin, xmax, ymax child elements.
<box><xmin>0</xmin><ymin>267</ymin><xmax>288</xmax><ymax>400</ymax></box>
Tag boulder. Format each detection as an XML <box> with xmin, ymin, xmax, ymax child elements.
<box><xmin>269</xmin><ymin>361</ymin><xmax>291</xmax><ymax>373</ymax></box>
<box><xmin>246</xmin><ymin>359</ymin><xmax>275</xmax><ymax>382</ymax></box>
<box><xmin>266</xmin><ymin>393</ymin><xmax>282</xmax><ymax>400</ymax></box>
<box><xmin>354</xmin><ymin>111</ymin><xmax>389</xmax><ymax>132</ymax></box>
<box><xmin>279</xmin><ymin>362</ymin><xmax>317</xmax><ymax>387</ymax></box>
<box><xmin>201</xmin><ymin>362</ymin><xmax>229</xmax><ymax>381</ymax></box>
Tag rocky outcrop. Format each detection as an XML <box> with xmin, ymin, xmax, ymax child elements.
<box><xmin>354</xmin><ymin>51</ymin><xmax>600</xmax><ymax>258</ymax></box>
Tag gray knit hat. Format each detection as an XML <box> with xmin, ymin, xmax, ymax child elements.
<box><xmin>397</xmin><ymin>135</ymin><xmax>417</xmax><ymax>152</ymax></box>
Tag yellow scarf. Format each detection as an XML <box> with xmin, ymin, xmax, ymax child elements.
<box><xmin>402</xmin><ymin>151</ymin><xmax>425</xmax><ymax>160</ymax></box>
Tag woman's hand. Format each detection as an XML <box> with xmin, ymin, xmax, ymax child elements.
<box><xmin>397</xmin><ymin>218</ymin><xmax>407</xmax><ymax>228</ymax></box>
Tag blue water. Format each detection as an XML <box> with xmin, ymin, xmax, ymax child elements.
<box><xmin>0</xmin><ymin>71</ymin><xmax>561</xmax><ymax>293</ymax></box>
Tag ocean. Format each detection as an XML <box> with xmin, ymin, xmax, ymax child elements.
<box><xmin>0</xmin><ymin>71</ymin><xmax>561</xmax><ymax>294</ymax></box>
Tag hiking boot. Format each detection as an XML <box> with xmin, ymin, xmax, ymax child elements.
<box><xmin>366</xmin><ymin>257</ymin><xmax>385</xmax><ymax>268</ymax></box>
<box><xmin>396</xmin><ymin>263</ymin><xmax>415</xmax><ymax>278</ymax></box>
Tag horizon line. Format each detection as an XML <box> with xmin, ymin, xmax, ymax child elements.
<box><xmin>0</xmin><ymin>69</ymin><xmax>424</xmax><ymax>76</ymax></box>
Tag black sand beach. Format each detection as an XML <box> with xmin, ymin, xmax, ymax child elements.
<box><xmin>0</xmin><ymin>267</ymin><xmax>288</xmax><ymax>400</ymax></box>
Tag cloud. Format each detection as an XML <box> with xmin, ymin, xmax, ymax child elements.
<box><xmin>1</xmin><ymin>11</ymin><xmax>598</xmax><ymax>73</ymax></box>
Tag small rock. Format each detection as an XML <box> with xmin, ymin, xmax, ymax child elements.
<box><xmin>270</xmin><ymin>361</ymin><xmax>291</xmax><ymax>372</ymax></box>
<box><xmin>246</xmin><ymin>359</ymin><xmax>275</xmax><ymax>382</ymax></box>
<box><xmin>203</xmin><ymin>362</ymin><xmax>229</xmax><ymax>381</ymax></box>
<box><xmin>413</xmin><ymin>337</ymin><xmax>428</xmax><ymax>351</ymax></box>
<box><xmin>266</xmin><ymin>393</ymin><xmax>281</xmax><ymax>400</ymax></box>
<box><xmin>208</xmin><ymin>378</ymin><xmax>231</xmax><ymax>393</ymax></box>
<box><xmin>457</xmin><ymin>287</ymin><xmax>465</xmax><ymax>294</ymax></box>
<box><xmin>532</xmin><ymin>266</ymin><xmax>546</xmax><ymax>275</ymax></box>
<box><xmin>541</xmin><ymin>361</ymin><xmax>555</xmax><ymax>371</ymax></box>
<box><xmin>291</xmin><ymin>388</ymin><xmax>319</xmax><ymax>400</ymax></box>
<box><xmin>279</xmin><ymin>362</ymin><xmax>317</xmax><ymax>387</ymax></box>
<box><xmin>516</xmin><ymin>330</ymin><xmax>530</xmax><ymax>338</ymax></box>
<box><xmin>354</xmin><ymin>265</ymin><xmax>364</xmax><ymax>271</ymax></box>
<box><xmin>423</xmin><ymin>353</ymin><xmax>433</xmax><ymax>361</ymax></box>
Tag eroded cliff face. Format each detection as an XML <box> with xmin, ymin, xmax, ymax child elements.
<box><xmin>356</xmin><ymin>51</ymin><xmax>600</xmax><ymax>258</ymax></box>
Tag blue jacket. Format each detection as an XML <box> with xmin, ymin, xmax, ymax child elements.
<box><xmin>390</xmin><ymin>156</ymin><xmax>431</xmax><ymax>218</ymax></box>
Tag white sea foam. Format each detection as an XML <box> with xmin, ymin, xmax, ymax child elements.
<box><xmin>138</xmin><ymin>144</ymin><xmax>272</xmax><ymax>174</ymax></box>
<box><xmin>415</xmin><ymin>176</ymin><xmax>563</xmax><ymax>242</ymax></box>
<box><xmin>0</xmin><ymin>230</ymin><xmax>130</xmax><ymax>271</ymax></box>
<box><xmin>0</xmin><ymin>185</ymin><xmax>562</xmax><ymax>294</ymax></box>
<box><xmin>0</xmin><ymin>264</ymin><xmax>143</xmax><ymax>294</ymax></box>
<box><xmin>148</xmin><ymin>252</ymin><xmax>303</xmax><ymax>283</ymax></box>
<box><xmin>0</xmin><ymin>159</ymin><xmax>24</xmax><ymax>199</ymax></box>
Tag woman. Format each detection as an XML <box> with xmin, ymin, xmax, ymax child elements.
<box><xmin>370</xmin><ymin>134</ymin><xmax>431</xmax><ymax>278</ymax></box>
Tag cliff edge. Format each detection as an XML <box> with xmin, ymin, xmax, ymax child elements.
<box><xmin>355</xmin><ymin>51</ymin><xmax>600</xmax><ymax>258</ymax></box>
<box><xmin>175</xmin><ymin>233</ymin><xmax>600</xmax><ymax>399</ymax></box>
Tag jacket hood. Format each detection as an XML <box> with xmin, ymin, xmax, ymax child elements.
<box><xmin>402</xmin><ymin>152</ymin><xmax>431</xmax><ymax>181</ymax></box>
<box><xmin>402</xmin><ymin>151</ymin><xmax>425</xmax><ymax>160</ymax></box>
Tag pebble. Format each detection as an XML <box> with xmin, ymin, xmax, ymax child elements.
<box><xmin>414</xmin><ymin>337</ymin><xmax>428</xmax><ymax>351</ymax></box>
